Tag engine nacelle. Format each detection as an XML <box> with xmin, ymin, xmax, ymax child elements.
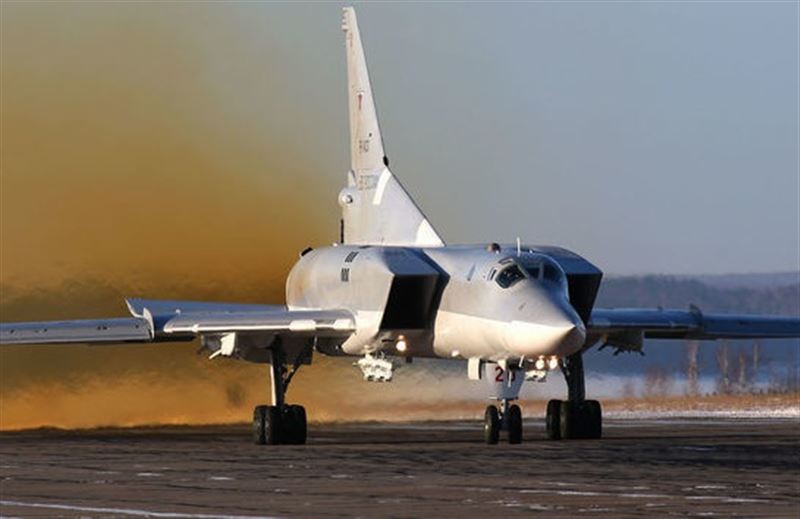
<box><xmin>286</xmin><ymin>246</ymin><xmax>441</xmax><ymax>355</ymax></box>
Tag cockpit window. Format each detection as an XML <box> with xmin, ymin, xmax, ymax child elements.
<box><xmin>496</xmin><ymin>265</ymin><xmax>525</xmax><ymax>288</ymax></box>
<box><xmin>519</xmin><ymin>253</ymin><xmax>567</xmax><ymax>294</ymax></box>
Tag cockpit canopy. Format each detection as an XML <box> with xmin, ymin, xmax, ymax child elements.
<box><xmin>492</xmin><ymin>253</ymin><xmax>568</xmax><ymax>294</ymax></box>
<box><xmin>495</xmin><ymin>264</ymin><xmax>526</xmax><ymax>288</ymax></box>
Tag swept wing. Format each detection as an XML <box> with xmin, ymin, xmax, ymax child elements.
<box><xmin>588</xmin><ymin>306</ymin><xmax>800</xmax><ymax>352</ymax></box>
<box><xmin>0</xmin><ymin>298</ymin><xmax>355</xmax><ymax>348</ymax></box>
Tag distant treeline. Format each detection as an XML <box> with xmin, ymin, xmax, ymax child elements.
<box><xmin>585</xmin><ymin>274</ymin><xmax>799</xmax><ymax>377</ymax></box>
<box><xmin>595</xmin><ymin>275</ymin><xmax>799</xmax><ymax>316</ymax></box>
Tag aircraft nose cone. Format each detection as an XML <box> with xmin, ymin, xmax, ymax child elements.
<box><xmin>506</xmin><ymin>301</ymin><xmax>587</xmax><ymax>357</ymax></box>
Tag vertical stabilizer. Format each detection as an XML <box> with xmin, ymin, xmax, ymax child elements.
<box><xmin>339</xmin><ymin>7</ymin><xmax>444</xmax><ymax>247</ymax></box>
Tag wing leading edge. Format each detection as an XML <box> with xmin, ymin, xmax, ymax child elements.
<box><xmin>0</xmin><ymin>317</ymin><xmax>153</xmax><ymax>345</ymax></box>
<box><xmin>1</xmin><ymin>298</ymin><xmax>355</xmax><ymax>348</ymax></box>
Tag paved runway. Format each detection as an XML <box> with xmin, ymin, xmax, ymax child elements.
<box><xmin>1</xmin><ymin>418</ymin><xmax>798</xmax><ymax>518</ymax></box>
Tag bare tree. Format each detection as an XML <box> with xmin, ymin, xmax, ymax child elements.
<box><xmin>643</xmin><ymin>366</ymin><xmax>674</xmax><ymax>398</ymax></box>
<box><xmin>736</xmin><ymin>349</ymin><xmax>747</xmax><ymax>393</ymax></box>
<box><xmin>715</xmin><ymin>342</ymin><xmax>731</xmax><ymax>394</ymax></box>
<box><xmin>752</xmin><ymin>342</ymin><xmax>760</xmax><ymax>390</ymax></box>
<box><xmin>769</xmin><ymin>351</ymin><xmax>800</xmax><ymax>394</ymax></box>
<box><xmin>686</xmin><ymin>341</ymin><xmax>699</xmax><ymax>397</ymax></box>
<box><xmin>621</xmin><ymin>378</ymin><xmax>636</xmax><ymax>399</ymax></box>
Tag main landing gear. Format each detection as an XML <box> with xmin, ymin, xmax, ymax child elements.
<box><xmin>484</xmin><ymin>399</ymin><xmax>523</xmax><ymax>445</ymax></box>
<box><xmin>546</xmin><ymin>353</ymin><xmax>602</xmax><ymax>440</ymax></box>
<box><xmin>252</xmin><ymin>341</ymin><xmax>308</xmax><ymax>445</ymax></box>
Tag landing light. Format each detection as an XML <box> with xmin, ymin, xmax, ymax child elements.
<box><xmin>534</xmin><ymin>357</ymin><xmax>546</xmax><ymax>370</ymax></box>
<box><xmin>547</xmin><ymin>356</ymin><xmax>560</xmax><ymax>370</ymax></box>
<box><xmin>396</xmin><ymin>339</ymin><xmax>407</xmax><ymax>353</ymax></box>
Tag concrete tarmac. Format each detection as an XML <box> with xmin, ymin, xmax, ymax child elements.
<box><xmin>1</xmin><ymin>417</ymin><xmax>798</xmax><ymax>518</ymax></box>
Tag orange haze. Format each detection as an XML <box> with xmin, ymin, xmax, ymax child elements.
<box><xmin>0</xmin><ymin>3</ymin><xmax>367</xmax><ymax>429</ymax></box>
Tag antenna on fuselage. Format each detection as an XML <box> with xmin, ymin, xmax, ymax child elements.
<box><xmin>516</xmin><ymin>237</ymin><xmax>521</xmax><ymax>257</ymax></box>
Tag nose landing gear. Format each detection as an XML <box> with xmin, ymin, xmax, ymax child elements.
<box><xmin>484</xmin><ymin>399</ymin><xmax>523</xmax><ymax>445</ymax></box>
<box><xmin>481</xmin><ymin>362</ymin><xmax>525</xmax><ymax>444</ymax></box>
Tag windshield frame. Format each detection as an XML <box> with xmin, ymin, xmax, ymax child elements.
<box><xmin>517</xmin><ymin>253</ymin><xmax>569</xmax><ymax>295</ymax></box>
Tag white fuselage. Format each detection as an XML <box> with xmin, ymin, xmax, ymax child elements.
<box><xmin>286</xmin><ymin>245</ymin><xmax>586</xmax><ymax>362</ymax></box>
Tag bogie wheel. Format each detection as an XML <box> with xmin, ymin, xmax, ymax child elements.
<box><xmin>585</xmin><ymin>400</ymin><xmax>602</xmax><ymax>439</ymax></box>
<box><xmin>484</xmin><ymin>405</ymin><xmax>500</xmax><ymax>445</ymax></box>
<box><xmin>254</xmin><ymin>405</ymin><xmax>283</xmax><ymax>445</ymax></box>
<box><xmin>292</xmin><ymin>405</ymin><xmax>308</xmax><ymax>445</ymax></box>
<box><xmin>265</xmin><ymin>406</ymin><xmax>283</xmax><ymax>444</ymax></box>
<box><xmin>559</xmin><ymin>401</ymin><xmax>587</xmax><ymax>439</ymax></box>
<box><xmin>282</xmin><ymin>405</ymin><xmax>308</xmax><ymax>445</ymax></box>
<box><xmin>253</xmin><ymin>405</ymin><xmax>268</xmax><ymax>445</ymax></box>
<box><xmin>507</xmin><ymin>404</ymin><xmax>523</xmax><ymax>444</ymax></box>
<box><xmin>545</xmin><ymin>400</ymin><xmax>562</xmax><ymax>440</ymax></box>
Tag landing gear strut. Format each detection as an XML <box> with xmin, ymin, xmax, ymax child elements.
<box><xmin>252</xmin><ymin>340</ymin><xmax>308</xmax><ymax>445</ymax></box>
<box><xmin>546</xmin><ymin>352</ymin><xmax>602</xmax><ymax>440</ymax></box>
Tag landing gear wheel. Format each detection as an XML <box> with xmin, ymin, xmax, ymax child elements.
<box><xmin>585</xmin><ymin>400</ymin><xmax>602</xmax><ymax>439</ymax></box>
<box><xmin>507</xmin><ymin>404</ymin><xmax>523</xmax><ymax>444</ymax></box>
<box><xmin>545</xmin><ymin>399</ymin><xmax>562</xmax><ymax>440</ymax></box>
<box><xmin>484</xmin><ymin>405</ymin><xmax>500</xmax><ymax>445</ymax></box>
<box><xmin>559</xmin><ymin>401</ymin><xmax>578</xmax><ymax>439</ymax></box>
<box><xmin>559</xmin><ymin>401</ymin><xmax>602</xmax><ymax>439</ymax></box>
<box><xmin>281</xmin><ymin>405</ymin><xmax>307</xmax><ymax>445</ymax></box>
<box><xmin>253</xmin><ymin>405</ymin><xmax>281</xmax><ymax>445</ymax></box>
<box><xmin>253</xmin><ymin>405</ymin><xmax>268</xmax><ymax>445</ymax></box>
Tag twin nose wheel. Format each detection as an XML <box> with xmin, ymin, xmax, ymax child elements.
<box><xmin>484</xmin><ymin>404</ymin><xmax>523</xmax><ymax>444</ymax></box>
<box><xmin>253</xmin><ymin>404</ymin><xmax>307</xmax><ymax>445</ymax></box>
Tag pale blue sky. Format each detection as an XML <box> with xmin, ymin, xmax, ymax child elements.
<box><xmin>5</xmin><ymin>2</ymin><xmax>798</xmax><ymax>276</ymax></box>
<box><xmin>235</xmin><ymin>2</ymin><xmax>799</xmax><ymax>275</ymax></box>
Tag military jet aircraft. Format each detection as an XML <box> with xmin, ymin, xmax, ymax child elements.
<box><xmin>2</xmin><ymin>7</ymin><xmax>798</xmax><ymax>445</ymax></box>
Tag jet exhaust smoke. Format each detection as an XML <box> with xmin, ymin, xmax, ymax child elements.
<box><xmin>0</xmin><ymin>3</ymin><xmax>341</xmax><ymax>429</ymax></box>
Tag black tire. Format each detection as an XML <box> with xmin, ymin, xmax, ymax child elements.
<box><xmin>507</xmin><ymin>404</ymin><xmax>523</xmax><ymax>444</ymax></box>
<box><xmin>279</xmin><ymin>406</ymin><xmax>293</xmax><ymax>444</ymax></box>
<box><xmin>265</xmin><ymin>405</ymin><xmax>282</xmax><ymax>444</ymax></box>
<box><xmin>283</xmin><ymin>405</ymin><xmax>307</xmax><ymax>445</ymax></box>
<box><xmin>560</xmin><ymin>401</ymin><xmax>602</xmax><ymax>440</ymax></box>
<box><xmin>545</xmin><ymin>400</ymin><xmax>562</xmax><ymax>440</ymax></box>
<box><xmin>560</xmin><ymin>401</ymin><xmax>586</xmax><ymax>439</ymax></box>
<box><xmin>253</xmin><ymin>405</ymin><xmax>268</xmax><ymax>445</ymax></box>
<box><xmin>585</xmin><ymin>400</ymin><xmax>602</xmax><ymax>439</ymax></box>
<box><xmin>484</xmin><ymin>406</ymin><xmax>500</xmax><ymax>445</ymax></box>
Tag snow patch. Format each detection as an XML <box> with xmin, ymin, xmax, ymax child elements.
<box><xmin>606</xmin><ymin>407</ymin><xmax>800</xmax><ymax>419</ymax></box>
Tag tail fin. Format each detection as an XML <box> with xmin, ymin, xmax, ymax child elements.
<box><xmin>339</xmin><ymin>7</ymin><xmax>443</xmax><ymax>247</ymax></box>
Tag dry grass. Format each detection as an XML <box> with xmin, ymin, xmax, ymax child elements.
<box><xmin>600</xmin><ymin>391</ymin><xmax>800</xmax><ymax>414</ymax></box>
<box><xmin>314</xmin><ymin>392</ymin><xmax>800</xmax><ymax>423</ymax></box>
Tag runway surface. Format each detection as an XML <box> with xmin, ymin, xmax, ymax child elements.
<box><xmin>1</xmin><ymin>417</ymin><xmax>798</xmax><ymax>518</ymax></box>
